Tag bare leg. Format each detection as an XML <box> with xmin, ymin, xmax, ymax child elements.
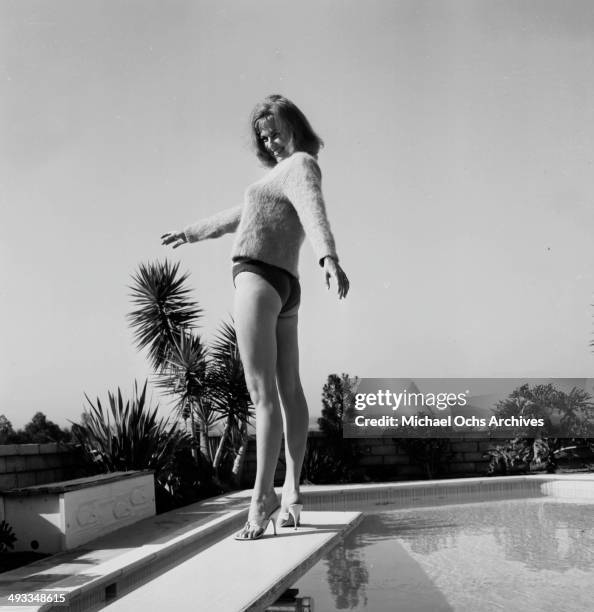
<box><xmin>234</xmin><ymin>272</ymin><xmax>283</xmax><ymax>537</ymax></box>
<box><xmin>276</xmin><ymin>309</ymin><xmax>308</xmax><ymax>508</ymax></box>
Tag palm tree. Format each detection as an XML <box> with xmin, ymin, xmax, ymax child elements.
<box><xmin>493</xmin><ymin>384</ymin><xmax>555</xmax><ymax>428</ymax></box>
<box><xmin>492</xmin><ymin>383</ymin><xmax>594</xmax><ymax>467</ymax></box>
<box><xmin>557</xmin><ymin>387</ymin><xmax>594</xmax><ymax>437</ymax></box>
<box><xmin>127</xmin><ymin>260</ymin><xmax>254</xmax><ymax>486</ymax></box>
<box><xmin>152</xmin><ymin>329</ymin><xmax>215</xmax><ymax>461</ymax></box>
<box><xmin>128</xmin><ymin>261</ymin><xmax>209</xmax><ymax>457</ymax></box>
<box><xmin>209</xmin><ymin>320</ymin><xmax>253</xmax><ymax>486</ymax></box>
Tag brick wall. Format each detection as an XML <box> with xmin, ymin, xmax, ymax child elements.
<box><xmin>240</xmin><ymin>432</ymin><xmax>495</xmax><ymax>487</ymax></box>
<box><xmin>0</xmin><ymin>443</ymin><xmax>84</xmax><ymax>490</ymax></box>
<box><xmin>1</xmin><ymin>435</ymin><xmax>496</xmax><ymax>492</ymax></box>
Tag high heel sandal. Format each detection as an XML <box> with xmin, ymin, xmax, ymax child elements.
<box><xmin>234</xmin><ymin>505</ymin><xmax>281</xmax><ymax>541</ymax></box>
<box><xmin>278</xmin><ymin>503</ymin><xmax>303</xmax><ymax>530</ymax></box>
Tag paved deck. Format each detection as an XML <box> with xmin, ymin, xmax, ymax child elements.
<box><xmin>0</xmin><ymin>488</ymin><xmax>361</xmax><ymax>612</ymax></box>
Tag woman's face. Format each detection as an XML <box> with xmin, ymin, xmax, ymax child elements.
<box><xmin>257</xmin><ymin>115</ymin><xmax>295</xmax><ymax>163</ymax></box>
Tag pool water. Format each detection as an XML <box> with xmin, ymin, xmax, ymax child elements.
<box><xmin>291</xmin><ymin>498</ymin><xmax>594</xmax><ymax>612</ymax></box>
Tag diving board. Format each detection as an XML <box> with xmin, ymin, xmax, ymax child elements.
<box><xmin>102</xmin><ymin>511</ymin><xmax>363</xmax><ymax>612</ymax></box>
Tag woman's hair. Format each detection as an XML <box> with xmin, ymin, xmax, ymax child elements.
<box><xmin>250</xmin><ymin>94</ymin><xmax>324</xmax><ymax>167</ymax></box>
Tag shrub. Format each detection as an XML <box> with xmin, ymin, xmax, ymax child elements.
<box><xmin>314</xmin><ymin>374</ymin><xmax>362</xmax><ymax>483</ymax></box>
<box><xmin>394</xmin><ymin>438</ymin><xmax>454</xmax><ymax>479</ymax></box>
<box><xmin>0</xmin><ymin>521</ymin><xmax>17</xmax><ymax>553</ymax></box>
<box><xmin>485</xmin><ymin>438</ymin><xmax>532</xmax><ymax>475</ymax></box>
<box><xmin>301</xmin><ymin>440</ymin><xmax>346</xmax><ymax>484</ymax></box>
<box><xmin>486</xmin><ymin>437</ymin><xmax>594</xmax><ymax>476</ymax></box>
<box><xmin>70</xmin><ymin>380</ymin><xmax>212</xmax><ymax>512</ymax></box>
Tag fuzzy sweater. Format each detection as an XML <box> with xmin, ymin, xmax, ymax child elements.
<box><xmin>183</xmin><ymin>152</ymin><xmax>339</xmax><ymax>279</ymax></box>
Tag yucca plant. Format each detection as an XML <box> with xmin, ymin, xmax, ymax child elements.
<box><xmin>70</xmin><ymin>380</ymin><xmax>193</xmax><ymax>507</ymax></box>
<box><xmin>127</xmin><ymin>260</ymin><xmax>255</xmax><ymax>489</ymax></box>
<box><xmin>128</xmin><ymin>260</ymin><xmax>203</xmax><ymax>372</ymax></box>
<box><xmin>128</xmin><ymin>260</ymin><xmax>211</xmax><ymax>455</ymax></box>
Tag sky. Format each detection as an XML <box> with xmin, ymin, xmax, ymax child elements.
<box><xmin>1</xmin><ymin>0</ymin><xmax>594</xmax><ymax>429</ymax></box>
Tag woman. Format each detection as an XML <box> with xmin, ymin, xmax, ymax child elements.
<box><xmin>161</xmin><ymin>94</ymin><xmax>349</xmax><ymax>540</ymax></box>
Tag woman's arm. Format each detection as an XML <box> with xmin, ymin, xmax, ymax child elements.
<box><xmin>283</xmin><ymin>154</ymin><xmax>349</xmax><ymax>298</ymax></box>
<box><xmin>161</xmin><ymin>205</ymin><xmax>242</xmax><ymax>249</ymax></box>
<box><xmin>183</xmin><ymin>205</ymin><xmax>242</xmax><ymax>242</ymax></box>
<box><xmin>282</xmin><ymin>153</ymin><xmax>339</xmax><ymax>264</ymax></box>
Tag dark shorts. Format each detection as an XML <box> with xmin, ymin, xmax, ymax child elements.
<box><xmin>232</xmin><ymin>257</ymin><xmax>301</xmax><ymax>315</ymax></box>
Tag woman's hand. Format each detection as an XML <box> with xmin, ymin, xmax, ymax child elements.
<box><xmin>323</xmin><ymin>256</ymin><xmax>350</xmax><ymax>299</ymax></box>
<box><xmin>161</xmin><ymin>231</ymin><xmax>187</xmax><ymax>249</ymax></box>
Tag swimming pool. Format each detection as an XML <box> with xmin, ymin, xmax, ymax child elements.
<box><xmin>290</xmin><ymin>480</ymin><xmax>594</xmax><ymax>612</ymax></box>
